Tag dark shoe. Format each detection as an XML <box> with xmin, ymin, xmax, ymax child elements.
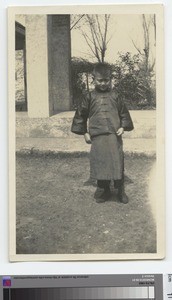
<box><xmin>118</xmin><ymin>186</ymin><xmax>129</xmax><ymax>204</ymax></box>
<box><xmin>94</xmin><ymin>187</ymin><xmax>111</xmax><ymax>203</ymax></box>
<box><xmin>114</xmin><ymin>180</ymin><xmax>121</xmax><ymax>189</ymax></box>
<box><xmin>84</xmin><ymin>178</ymin><xmax>97</xmax><ymax>187</ymax></box>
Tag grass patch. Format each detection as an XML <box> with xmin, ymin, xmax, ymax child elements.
<box><xmin>16</xmin><ymin>155</ymin><xmax>156</xmax><ymax>255</ymax></box>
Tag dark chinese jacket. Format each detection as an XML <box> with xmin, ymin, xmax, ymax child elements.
<box><xmin>71</xmin><ymin>89</ymin><xmax>134</xmax><ymax>137</ymax></box>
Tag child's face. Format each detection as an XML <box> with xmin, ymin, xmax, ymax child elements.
<box><xmin>93</xmin><ymin>73</ymin><xmax>111</xmax><ymax>92</ymax></box>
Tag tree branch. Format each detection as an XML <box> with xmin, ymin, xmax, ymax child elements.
<box><xmin>131</xmin><ymin>39</ymin><xmax>143</xmax><ymax>56</ymax></box>
<box><xmin>82</xmin><ymin>31</ymin><xmax>101</xmax><ymax>62</ymax></box>
<box><xmin>70</xmin><ymin>14</ymin><xmax>85</xmax><ymax>30</ymax></box>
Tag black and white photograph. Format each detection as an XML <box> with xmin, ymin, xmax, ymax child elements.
<box><xmin>8</xmin><ymin>5</ymin><xmax>165</xmax><ymax>261</ymax></box>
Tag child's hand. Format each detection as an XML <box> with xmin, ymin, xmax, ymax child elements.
<box><xmin>84</xmin><ymin>133</ymin><xmax>92</xmax><ymax>144</ymax></box>
<box><xmin>116</xmin><ymin>127</ymin><xmax>124</xmax><ymax>136</ymax></box>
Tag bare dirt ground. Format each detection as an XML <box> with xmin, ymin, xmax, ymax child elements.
<box><xmin>16</xmin><ymin>154</ymin><xmax>156</xmax><ymax>254</ymax></box>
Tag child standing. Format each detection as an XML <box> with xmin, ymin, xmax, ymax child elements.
<box><xmin>71</xmin><ymin>63</ymin><xmax>134</xmax><ymax>203</ymax></box>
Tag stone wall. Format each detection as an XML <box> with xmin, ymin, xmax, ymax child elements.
<box><xmin>16</xmin><ymin>110</ymin><xmax>156</xmax><ymax>139</ymax></box>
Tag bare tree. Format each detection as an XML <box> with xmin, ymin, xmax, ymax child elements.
<box><xmin>151</xmin><ymin>14</ymin><xmax>156</xmax><ymax>46</ymax></box>
<box><xmin>71</xmin><ymin>14</ymin><xmax>111</xmax><ymax>63</ymax></box>
<box><xmin>132</xmin><ymin>14</ymin><xmax>156</xmax><ymax>75</ymax></box>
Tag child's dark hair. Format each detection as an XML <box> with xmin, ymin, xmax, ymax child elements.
<box><xmin>92</xmin><ymin>63</ymin><xmax>112</xmax><ymax>77</ymax></box>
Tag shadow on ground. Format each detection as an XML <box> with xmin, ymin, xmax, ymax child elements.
<box><xmin>16</xmin><ymin>154</ymin><xmax>156</xmax><ymax>254</ymax></box>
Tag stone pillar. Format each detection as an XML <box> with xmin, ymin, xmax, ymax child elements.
<box><xmin>26</xmin><ymin>15</ymin><xmax>72</xmax><ymax>118</ymax></box>
<box><xmin>47</xmin><ymin>15</ymin><xmax>72</xmax><ymax>112</ymax></box>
